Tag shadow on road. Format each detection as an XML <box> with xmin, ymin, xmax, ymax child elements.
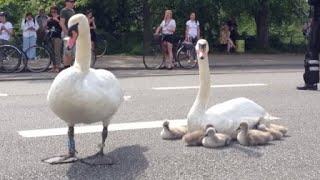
<box><xmin>229</xmin><ymin>142</ymin><xmax>275</xmax><ymax>158</ymax></box>
<box><xmin>66</xmin><ymin>145</ymin><xmax>149</xmax><ymax>180</ymax></box>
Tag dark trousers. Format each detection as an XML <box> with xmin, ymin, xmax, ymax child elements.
<box><xmin>304</xmin><ymin>19</ymin><xmax>320</xmax><ymax>85</ymax></box>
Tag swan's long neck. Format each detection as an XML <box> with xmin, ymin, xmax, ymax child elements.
<box><xmin>188</xmin><ymin>56</ymin><xmax>211</xmax><ymax>117</ymax></box>
<box><xmin>74</xmin><ymin>26</ymin><xmax>91</xmax><ymax>72</ymax></box>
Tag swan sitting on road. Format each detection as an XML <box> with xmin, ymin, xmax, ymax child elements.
<box><xmin>161</xmin><ymin>39</ymin><xmax>282</xmax><ymax>141</ymax></box>
<box><xmin>44</xmin><ymin>14</ymin><xmax>124</xmax><ymax>165</ymax></box>
<box><xmin>186</xmin><ymin>39</ymin><xmax>281</xmax><ymax>139</ymax></box>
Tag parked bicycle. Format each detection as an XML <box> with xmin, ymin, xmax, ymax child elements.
<box><xmin>176</xmin><ymin>40</ymin><xmax>197</xmax><ymax>69</ymax></box>
<box><xmin>7</xmin><ymin>28</ymin><xmax>51</xmax><ymax>73</ymax></box>
<box><xmin>19</xmin><ymin>27</ymin><xmax>96</xmax><ymax>73</ymax></box>
<box><xmin>0</xmin><ymin>44</ymin><xmax>22</xmax><ymax>73</ymax></box>
<box><xmin>143</xmin><ymin>34</ymin><xmax>197</xmax><ymax>69</ymax></box>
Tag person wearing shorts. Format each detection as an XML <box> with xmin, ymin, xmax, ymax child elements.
<box><xmin>60</xmin><ymin>0</ymin><xmax>75</xmax><ymax>67</ymax></box>
<box><xmin>155</xmin><ymin>10</ymin><xmax>176</xmax><ymax>70</ymax></box>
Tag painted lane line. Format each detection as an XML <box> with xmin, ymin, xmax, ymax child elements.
<box><xmin>18</xmin><ymin>119</ymin><xmax>187</xmax><ymax>138</ymax></box>
<box><xmin>152</xmin><ymin>83</ymin><xmax>268</xmax><ymax>90</ymax></box>
<box><xmin>0</xmin><ymin>93</ymin><xmax>8</xmax><ymax>97</ymax></box>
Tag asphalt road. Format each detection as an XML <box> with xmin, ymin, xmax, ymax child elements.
<box><xmin>0</xmin><ymin>67</ymin><xmax>320</xmax><ymax>180</ymax></box>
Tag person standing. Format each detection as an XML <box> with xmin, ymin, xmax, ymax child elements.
<box><xmin>185</xmin><ymin>12</ymin><xmax>200</xmax><ymax>44</ymax></box>
<box><xmin>297</xmin><ymin>0</ymin><xmax>320</xmax><ymax>90</ymax></box>
<box><xmin>227</xmin><ymin>17</ymin><xmax>238</xmax><ymax>48</ymax></box>
<box><xmin>86</xmin><ymin>10</ymin><xmax>96</xmax><ymax>49</ymax></box>
<box><xmin>155</xmin><ymin>10</ymin><xmax>176</xmax><ymax>70</ymax></box>
<box><xmin>35</xmin><ymin>8</ymin><xmax>48</xmax><ymax>43</ymax></box>
<box><xmin>60</xmin><ymin>0</ymin><xmax>75</xmax><ymax>67</ymax></box>
<box><xmin>0</xmin><ymin>11</ymin><xmax>13</xmax><ymax>45</ymax></box>
<box><xmin>21</xmin><ymin>12</ymin><xmax>39</xmax><ymax>60</ymax></box>
<box><xmin>45</xmin><ymin>6</ymin><xmax>62</xmax><ymax>73</ymax></box>
<box><xmin>0</xmin><ymin>11</ymin><xmax>13</xmax><ymax>68</ymax></box>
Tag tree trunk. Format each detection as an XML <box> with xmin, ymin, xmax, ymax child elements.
<box><xmin>143</xmin><ymin>0</ymin><xmax>153</xmax><ymax>50</ymax></box>
<box><xmin>255</xmin><ymin>0</ymin><xmax>270</xmax><ymax>50</ymax></box>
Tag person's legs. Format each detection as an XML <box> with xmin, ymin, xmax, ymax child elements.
<box><xmin>29</xmin><ymin>36</ymin><xmax>37</xmax><ymax>59</ymax></box>
<box><xmin>160</xmin><ymin>41</ymin><xmax>168</xmax><ymax>68</ymax></box>
<box><xmin>0</xmin><ymin>39</ymin><xmax>9</xmax><ymax>65</ymax></box>
<box><xmin>54</xmin><ymin>38</ymin><xmax>63</xmax><ymax>68</ymax></box>
<box><xmin>167</xmin><ymin>42</ymin><xmax>174</xmax><ymax>69</ymax></box>
<box><xmin>61</xmin><ymin>33</ymin><xmax>73</xmax><ymax>67</ymax></box>
<box><xmin>63</xmin><ymin>43</ymin><xmax>73</xmax><ymax>66</ymax></box>
<box><xmin>297</xmin><ymin>19</ymin><xmax>320</xmax><ymax>90</ymax></box>
<box><xmin>227</xmin><ymin>42</ymin><xmax>231</xmax><ymax>52</ymax></box>
<box><xmin>23</xmin><ymin>36</ymin><xmax>34</xmax><ymax>60</ymax></box>
<box><xmin>22</xmin><ymin>37</ymin><xmax>29</xmax><ymax>55</ymax></box>
<box><xmin>49</xmin><ymin>38</ymin><xmax>62</xmax><ymax>72</ymax></box>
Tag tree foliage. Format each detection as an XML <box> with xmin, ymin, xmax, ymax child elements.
<box><xmin>0</xmin><ymin>0</ymin><xmax>311</xmax><ymax>53</ymax></box>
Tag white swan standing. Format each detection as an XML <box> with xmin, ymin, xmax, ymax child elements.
<box><xmin>43</xmin><ymin>14</ymin><xmax>124</xmax><ymax>165</ymax></box>
<box><xmin>187</xmin><ymin>39</ymin><xmax>279</xmax><ymax>139</ymax></box>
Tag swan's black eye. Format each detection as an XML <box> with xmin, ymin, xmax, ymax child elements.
<box><xmin>199</xmin><ymin>44</ymin><xmax>207</xmax><ymax>50</ymax></box>
<box><xmin>68</xmin><ymin>23</ymin><xmax>79</xmax><ymax>36</ymax></box>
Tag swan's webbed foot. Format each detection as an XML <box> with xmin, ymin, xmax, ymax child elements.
<box><xmin>80</xmin><ymin>126</ymin><xmax>113</xmax><ymax>166</ymax></box>
<box><xmin>42</xmin><ymin>126</ymin><xmax>78</xmax><ymax>164</ymax></box>
<box><xmin>42</xmin><ymin>152</ymin><xmax>78</xmax><ymax>164</ymax></box>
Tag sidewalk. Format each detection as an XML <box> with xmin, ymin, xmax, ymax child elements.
<box><xmin>0</xmin><ymin>53</ymin><xmax>305</xmax><ymax>81</ymax></box>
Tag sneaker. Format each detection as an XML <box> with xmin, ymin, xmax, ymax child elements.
<box><xmin>296</xmin><ymin>84</ymin><xmax>318</xmax><ymax>90</ymax></box>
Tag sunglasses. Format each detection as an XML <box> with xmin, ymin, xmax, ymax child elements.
<box><xmin>51</xmin><ymin>11</ymin><xmax>57</xmax><ymax>13</ymax></box>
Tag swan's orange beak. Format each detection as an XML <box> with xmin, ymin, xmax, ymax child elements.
<box><xmin>198</xmin><ymin>44</ymin><xmax>207</xmax><ymax>60</ymax></box>
<box><xmin>198</xmin><ymin>48</ymin><xmax>205</xmax><ymax>60</ymax></box>
<box><xmin>67</xmin><ymin>31</ymin><xmax>78</xmax><ymax>50</ymax></box>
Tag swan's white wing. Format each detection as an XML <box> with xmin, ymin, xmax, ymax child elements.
<box><xmin>203</xmin><ymin>97</ymin><xmax>267</xmax><ymax>134</ymax></box>
<box><xmin>48</xmin><ymin>68</ymin><xmax>124</xmax><ymax>125</ymax></box>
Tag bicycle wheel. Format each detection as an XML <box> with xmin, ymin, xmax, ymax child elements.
<box><xmin>95</xmin><ymin>39</ymin><xmax>107</xmax><ymax>58</ymax></box>
<box><xmin>25</xmin><ymin>45</ymin><xmax>52</xmax><ymax>72</ymax></box>
<box><xmin>177</xmin><ymin>46</ymin><xmax>197</xmax><ymax>69</ymax></box>
<box><xmin>90</xmin><ymin>50</ymin><xmax>96</xmax><ymax>68</ymax></box>
<box><xmin>0</xmin><ymin>45</ymin><xmax>22</xmax><ymax>73</ymax></box>
<box><xmin>143</xmin><ymin>45</ymin><xmax>164</xmax><ymax>69</ymax></box>
<box><xmin>14</xmin><ymin>51</ymin><xmax>27</xmax><ymax>73</ymax></box>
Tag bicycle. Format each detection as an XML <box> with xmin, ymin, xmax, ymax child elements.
<box><xmin>21</xmin><ymin>27</ymin><xmax>96</xmax><ymax>72</ymax></box>
<box><xmin>0</xmin><ymin>44</ymin><xmax>22</xmax><ymax>73</ymax></box>
<box><xmin>175</xmin><ymin>39</ymin><xmax>197</xmax><ymax>69</ymax></box>
<box><xmin>143</xmin><ymin>34</ymin><xmax>197</xmax><ymax>69</ymax></box>
<box><xmin>95</xmin><ymin>33</ymin><xmax>108</xmax><ymax>58</ymax></box>
<box><xmin>9</xmin><ymin>28</ymin><xmax>51</xmax><ymax>73</ymax></box>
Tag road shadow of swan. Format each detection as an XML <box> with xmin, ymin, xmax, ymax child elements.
<box><xmin>228</xmin><ymin>141</ymin><xmax>275</xmax><ymax>158</ymax></box>
<box><xmin>66</xmin><ymin>145</ymin><xmax>149</xmax><ymax>180</ymax></box>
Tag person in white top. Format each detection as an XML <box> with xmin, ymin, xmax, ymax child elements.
<box><xmin>155</xmin><ymin>10</ymin><xmax>176</xmax><ymax>69</ymax></box>
<box><xmin>0</xmin><ymin>11</ymin><xmax>13</xmax><ymax>44</ymax></box>
<box><xmin>21</xmin><ymin>12</ymin><xmax>39</xmax><ymax>60</ymax></box>
<box><xmin>185</xmin><ymin>12</ymin><xmax>200</xmax><ymax>44</ymax></box>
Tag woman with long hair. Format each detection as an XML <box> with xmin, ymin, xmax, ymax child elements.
<box><xmin>219</xmin><ymin>23</ymin><xmax>235</xmax><ymax>53</ymax></box>
<box><xmin>155</xmin><ymin>10</ymin><xmax>176</xmax><ymax>70</ymax></box>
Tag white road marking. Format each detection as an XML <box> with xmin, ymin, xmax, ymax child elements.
<box><xmin>18</xmin><ymin>119</ymin><xmax>187</xmax><ymax>138</ymax></box>
<box><xmin>124</xmin><ymin>96</ymin><xmax>131</xmax><ymax>101</ymax></box>
<box><xmin>152</xmin><ymin>83</ymin><xmax>268</xmax><ymax>90</ymax></box>
<box><xmin>0</xmin><ymin>93</ymin><xmax>8</xmax><ymax>97</ymax></box>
